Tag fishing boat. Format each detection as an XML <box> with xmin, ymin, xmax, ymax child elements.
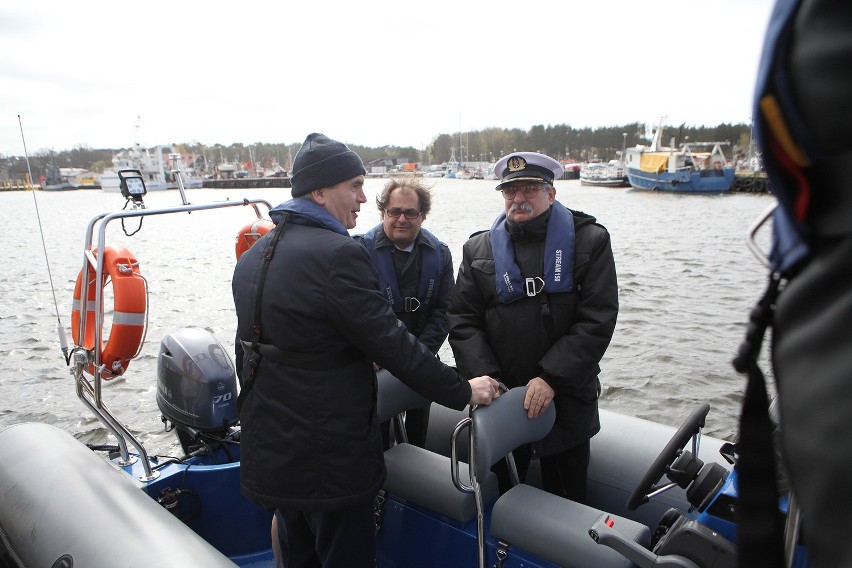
<box><xmin>74</xmin><ymin>170</ymin><xmax>102</xmax><ymax>190</ymax></box>
<box><xmin>580</xmin><ymin>160</ymin><xmax>629</xmax><ymax>187</ymax></box>
<box><xmin>0</xmin><ymin>186</ymin><xmax>810</xmax><ymax>567</ymax></box>
<box><xmin>624</xmin><ymin>126</ymin><xmax>736</xmax><ymax>193</ymax></box>
<box><xmin>40</xmin><ymin>163</ymin><xmax>77</xmax><ymax>191</ymax></box>
<box><xmin>426</xmin><ymin>164</ymin><xmax>449</xmax><ymax>177</ymax></box>
<box><xmin>100</xmin><ymin>143</ymin><xmax>169</xmax><ymax>191</ymax></box>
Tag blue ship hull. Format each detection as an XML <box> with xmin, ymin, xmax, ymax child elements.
<box><xmin>626</xmin><ymin>166</ymin><xmax>735</xmax><ymax>193</ymax></box>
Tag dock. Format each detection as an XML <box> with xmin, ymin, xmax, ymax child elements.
<box><xmin>1</xmin><ymin>180</ymin><xmax>33</xmax><ymax>191</ymax></box>
<box><xmin>731</xmin><ymin>173</ymin><xmax>770</xmax><ymax>193</ymax></box>
<box><xmin>203</xmin><ymin>177</ymin><xmax>291</xmax><ymax>189</ymax></box>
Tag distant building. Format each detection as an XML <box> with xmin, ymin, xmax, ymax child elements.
<box><xmin>365</xmin><ymin>157</ymin><xmax>416</xmax><ymax>175</ymax></box>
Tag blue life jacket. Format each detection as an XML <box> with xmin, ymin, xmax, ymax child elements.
<box><xmin>753</xmin><ymin>0</ymin><xmax>819</xmax><ymax>274</ymax></box>
<box><xmin>489</xmin><ymin>201</ymin><xmax>575</xmax><ymax>304</ymax></box>
<box><xmin>362</xmin><ymin>225</ymin><xmax>443</xmax><ymax>314</ymax></box>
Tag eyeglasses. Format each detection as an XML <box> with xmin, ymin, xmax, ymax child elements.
<box><xmin>500</xmin><ymin>184</ymin><xmax>550</xmax><ymax>199</ymax></box>
<box><xmin>385</xmin><ymin>208</ymin><xmax>422</xmax><ymax>220</ymax></box>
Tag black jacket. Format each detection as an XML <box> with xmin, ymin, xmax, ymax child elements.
<box><xmin>447</xmin><ymin>206</ymin><xmax>618</xmax><ymax>457</ymax></box>
<box><xmin>233</xmin><ymin>207</ymin><xmax>471</xmax><ymax>512</ymax></box>
<box><xmin>353</xmin><ymin>227</ymin><xmax>455</xmax><ymax>353</ymax></box>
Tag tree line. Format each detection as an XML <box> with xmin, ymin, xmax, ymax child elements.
<box><xmin>1</xmin><ymin>122</ymin><xmax>752</xmax><ymax>180</ymax></box>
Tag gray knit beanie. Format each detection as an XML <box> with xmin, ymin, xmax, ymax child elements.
<box><xmin>290</xmin><ymin>133</ymin><xmax>366</xmax><ymax>197</ymax></box>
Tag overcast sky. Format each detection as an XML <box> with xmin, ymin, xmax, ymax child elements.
<box><xmin>1</xmin><ymin>0</ymin><xmax>775</xmax><ymax>157</ymax></box>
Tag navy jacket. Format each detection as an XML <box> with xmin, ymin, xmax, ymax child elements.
<box><xmin>233</xmin><ymin>201</ymin><xmax>471</xmax><ymax>511</ymax></box>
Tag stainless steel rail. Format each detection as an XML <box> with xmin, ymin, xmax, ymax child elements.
<box><xmin>71</xmin><ymin>197</ymin><xmax>272</xmax><ymax>480</ymax></box>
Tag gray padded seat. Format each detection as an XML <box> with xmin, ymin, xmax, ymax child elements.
<box><xmin>425</xmin><ymin>401</ymin><xmax>468</xmax><ymax>459</ymax></box>
<box><xmin>473</xmin><ymin>388</ymin><xmax>647</xmax><ymax>567</ymax></box>
<box><xmin>376</xmin><ymin>369</ymin><xmax>498</xmax><ymax>523</ymax></box>
<box><xmin>376</xmin><ymin>368</ymin><xmax>429</xmax><ymax>426</ymax></box>
<box><xmin>469</xmin><ymin>387</ymin><xmax>555</xmax><ymax>485</ymax></box>
<box><xmin>491</xmin><ymin>484</ymin><xmax>650</xmax><ymax>568</ymax></box>
<box><xmin>383</xmin><ymin>443</ymin><xmax>499</xmax><ymax>523</ymax></box>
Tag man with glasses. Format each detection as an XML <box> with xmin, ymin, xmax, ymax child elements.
<box><xmin>448</xmin><ymin>151</ymin><xmax>618</xmax><ymax>503</ymax></box>
<box><xmin>355</xmin><ymin>177</ymin><xmax>455</xmax><ymax>448</ymax></box>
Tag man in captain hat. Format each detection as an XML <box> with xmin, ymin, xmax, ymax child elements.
<box><xmin>447</xmin><ymin>151</ymin><xmax>619</xmax><ymax>502</ymax></box>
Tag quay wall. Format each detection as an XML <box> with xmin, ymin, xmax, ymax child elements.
<box><xmin>203</xmin><ymin>177</ymin><xmax>291</xmax><ymax>189</ymax></box>
<box><xmin>731</xmin><ymin>174</ymin><xmax>770</xmax><ymax>193</ymax></box>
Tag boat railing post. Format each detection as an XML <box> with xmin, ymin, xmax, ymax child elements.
<box><xmin>173</xmin><ymin>168</ymin><xmax>189</xmax><ymax>205</ymax></box>
<box><xmin>784</xmin><ymin>493</ymin><xmax>802</xmax><ymax>568</ymax></box>
<box><xmin>168</xmin><ymin>153</ymin><xmax>190</xmax><ymax>205</ymax></box>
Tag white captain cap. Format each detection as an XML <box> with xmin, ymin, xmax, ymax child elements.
<box><xmin>493</xmin><ymin>152</ymin><xmax>564</xmax><ymax>189</ymax></box>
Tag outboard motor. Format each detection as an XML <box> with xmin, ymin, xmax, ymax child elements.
<box><xmin>157</xmin><ymin>327</ymin><xmax>240</xmax><ymax>459</ymax></box>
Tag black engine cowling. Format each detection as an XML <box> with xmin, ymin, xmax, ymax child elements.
<box><xmin>156</xmin><ymin>328</ymin><xmax>239</xmax><ymax>456</ymax></box>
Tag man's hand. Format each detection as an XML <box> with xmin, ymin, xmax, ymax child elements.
<box><xmin>468</xmin><ymin>376</ymin><xmax>501</xmax><ymax>406</ymax></box>
<box><xmin>524</xmin><ymin>377</ymin><xmax>554</xmax><ymax>418</ymax></box>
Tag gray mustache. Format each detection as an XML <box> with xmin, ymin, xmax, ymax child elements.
<box><xmin>509</xmin><ymin>203</ymin><xmax>534</xmax><ymax>215</ymax></box>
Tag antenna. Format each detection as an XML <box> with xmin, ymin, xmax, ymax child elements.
<box><xmin>18</xmin><ymin>115</ymin><xmax>70</xmax><ymax>363</ymax></box>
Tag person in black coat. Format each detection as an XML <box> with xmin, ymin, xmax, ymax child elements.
<box><xmin>354</xmin><ymin>177</ymin><xmax>455</xmax><ymax>448</ymax></box>
<box><xmin>742</xmin><ymin>2</ymin><xmax>852</xmax><ymax>566</ymax></box>
<box><xmin>448</xmin><ymin>151</ymin><xmax>618</xmax><ymax>503</ymax></box>
<box><xmin>232</xmin><ymin>133</ymin><xmax>499</xmax><ymax>568</ymax></box>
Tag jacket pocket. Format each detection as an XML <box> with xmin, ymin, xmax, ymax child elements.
<box><xmin>471</xmin><ymin>258</ymin><xmax>496</xmax><ymax>275</ymax></box>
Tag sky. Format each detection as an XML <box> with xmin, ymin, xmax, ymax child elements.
<box><xmin>1</xmin><ymin>0</ymin><xmax>776</xmax><ymax>157</ymax></box>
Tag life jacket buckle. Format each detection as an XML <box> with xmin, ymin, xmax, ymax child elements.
<box><xmin>403</xmin><ymin>297</ymin><xmax>421</xmax><ymax>312</ymax></box>
<box><xmin>525</xmin><ymin>277</ymin><xmax>545</xmax><ymax>297</ymax></box>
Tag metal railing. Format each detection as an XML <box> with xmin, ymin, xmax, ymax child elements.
<box><xmin>71</xmin><ymin>196</ymin><xmax>272</xmax><ymax>480</ymax></box>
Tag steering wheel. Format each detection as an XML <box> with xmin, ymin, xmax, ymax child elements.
<box><xmin>626</xmin><ymin>402</ymin><xmax>711</xmax><ymax>511</ymax></box>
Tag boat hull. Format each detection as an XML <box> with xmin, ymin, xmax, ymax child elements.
<box><xmin>626</xmin><ymin>166</ymin><xmax>735</xmax><ymax>193</ymax></box>
<box><xmin>0</xmin><ymin>422</ymin><xmax>242</xmax><ymax>567</ymax></box>
<box><xmin>580</xmin><ymin>177</ymin><xmax>629</xmax><ymax>188</ymax></box>
<box><xmin>580</xmin><ymin>161</ymin><xmax>628</xmax><ymax>188</ymax></box>
<box><xmin>40</xmin><ymin>183</ymin><xmax>78</xmax><ymax>191</ymax></box>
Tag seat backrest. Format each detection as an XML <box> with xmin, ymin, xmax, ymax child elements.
<box><xmin>471</xmin><ymin>386</ymin><xmax>555</xmax><ymax>481</ymax></box>
<box><xmin>425</xmin><ymin>402</ymin><xmax>467</xmax><ymax>457</ymax></box>
<box><xmin>376</xmin><ymin>369</ymin><xmax>429</xmax><ymax>423</ymax></box>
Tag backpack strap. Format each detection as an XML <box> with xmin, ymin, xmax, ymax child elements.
<box><xmin>733</xmin><ymin>273</ymin><xmax>786</xmax><ymax>567</ymax></box>
<box><xmin>236</xmin><ymin>213</ymin><xmax>289</xmax><ymax>415</ymax></box>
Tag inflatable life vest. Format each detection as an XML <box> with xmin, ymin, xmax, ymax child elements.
<box><xmin>235</xmin><ymin>219</ymin><xmax>275</xmax><ymax>260</ymax></box>
<box><xmin>490</xmin><ymin>202</ymin><xmax>575</xmax><ymax>304</ymax></box>
<box><xmin>361</xmin><ymin>225</ymin><xmax>444</xmax><ymax>314</ymax></box>
<box><xmin>71</xmin><ymin>245</ymin><xmax>147</xmax><ymax>379</ymax></box>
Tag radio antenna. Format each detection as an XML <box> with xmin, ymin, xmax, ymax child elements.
<box><xmin>18</xmin><ymin>114</ymin><xmax>70</xmax><ymax>363</ymax></box>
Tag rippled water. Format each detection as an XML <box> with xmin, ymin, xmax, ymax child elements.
<box><xmin>0</xmin><ymin>180</ymin><xmax>775</xmax><ymax>454</ymax></box>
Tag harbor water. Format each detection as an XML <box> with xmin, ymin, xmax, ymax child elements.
<box><xmin>0</xmin><ymin>179</ymin><xmax>775</xmax><ymax>455</ymax></box>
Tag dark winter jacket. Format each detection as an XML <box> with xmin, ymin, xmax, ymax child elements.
<box><xmin>354</xmin><ymin>226</ymin><xmax>455</xmax><ymax>353</ymax></box>
<box><xmin>232</xmin><ymin>198</ymin><xmax>471</xmax><ymax>512</ymax></box>
<box><xmin>447</xmin><ymin>203</ymin><xmax>618</xmax><ymax>457</ymax></box>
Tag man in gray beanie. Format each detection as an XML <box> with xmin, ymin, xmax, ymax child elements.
<box><xmin>289</xmin><ymin>132</ymin><xmax>367</xmax><ymax>198</ymax></box>
<box><xmin>232</xmin><ymin>133</ymin><xmax>499</xmax><ymax>568</ymax></box>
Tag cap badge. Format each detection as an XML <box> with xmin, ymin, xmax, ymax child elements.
<box><xmin>507</xmin><ymin>156</ymin><xmax>527</xmax><ymax>172</ymax></box>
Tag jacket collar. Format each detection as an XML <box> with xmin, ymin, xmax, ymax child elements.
<box><xmin>370</xmin><ymin>225</ymin><xmax>437</xmax><ymax>252</ymax></box>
